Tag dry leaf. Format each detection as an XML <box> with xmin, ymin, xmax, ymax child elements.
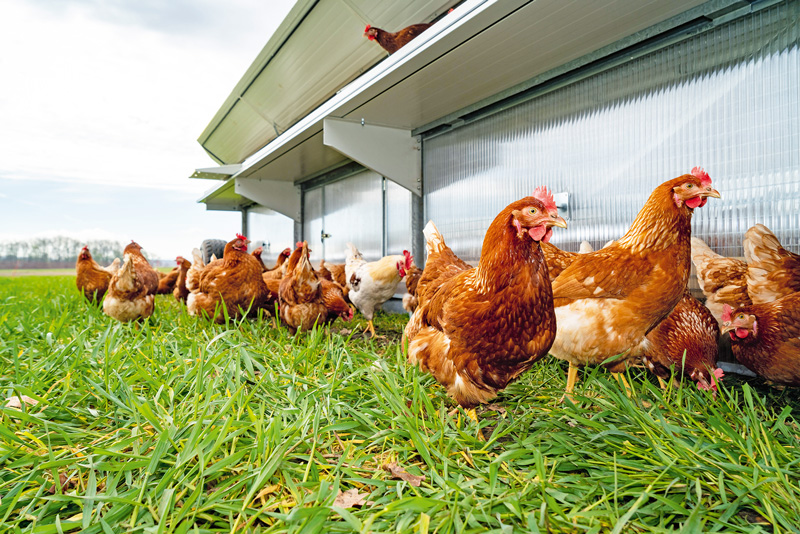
<box><xmin>47</xmin><ymin>473</ymin><xmax>77</xmax><ymax>494</ymax></box>
<box><xmin>382</xmin><ymin>463</ymin><xmax>425</xmax><ymax>487</ymax></box>
<box><xmin>485</xmin><ymin>404</ymin><xmax>507</xmax><ymax>415</ymax></box>
<box><xmin>332</xmin><ymin>488</ymin><xmax>373</xmax><ymax>508</ymax></box>
<box><xmin>5</xmin><ymin>395</ymin><xmax>38</xmax><ymax>410</ymax></box>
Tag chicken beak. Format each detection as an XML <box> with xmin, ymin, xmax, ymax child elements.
<box><xmin>549</xmin><ymin>215</ymin><xmax>568</xmax><ymax>229</ymax></box>
<box><xmin>720</xmin><ymin>322</ymin><xmax>735</xmax><ymax>334</ymax></box>
<box><xmin>704</xmin><ymin>188</ymin><xmax>721</xmax><ymax>199</ymax></box>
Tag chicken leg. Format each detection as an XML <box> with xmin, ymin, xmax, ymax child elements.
<box><xmin>448</xmin><ymin>407</ymin><xmax>486</xmax><ymax>441</ymax></box>
<box><xmin>365</xmin><ymin>320</ymin><xmax>376</xmax><ymax>338</ymax></box>
<box><xmin>560</xmin><ymin>363</ymin><xmax>580</xmax><ymax>403</ymax></box>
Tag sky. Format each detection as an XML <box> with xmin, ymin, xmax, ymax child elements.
<box><xmin>0</xmin><ymin>0</ymin><xmax>296</xmax><ymax>260</ymax></box>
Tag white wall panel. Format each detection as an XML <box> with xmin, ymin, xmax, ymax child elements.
<box><xmin>247</xmin><ymin>207</ymin><xmax>295</xmax><ymax>264</ymax></box>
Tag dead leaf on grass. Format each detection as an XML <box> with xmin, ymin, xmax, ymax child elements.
<box><xmin>47</xmin><ymin>473</ymin><xmax>78</xmax><ymax>494</ymax></box>
<box><xmin>382</xmin><ymin>462</ymin><xmax>425</xmax><ymax>487</ymax></box>
<box><xmin>5</xmin><ymin>395</ymin><xmax>39</xmax><ymax>410</ymax></box>
<box><xmin>332</xmin><ymin>488</ymin><xmax>373</xmax><ymax>508</ymax></box>
<box><xmin>485</xmin><ymin>404</ymin><xmax>507</xmax><ymax>415</ymax></box>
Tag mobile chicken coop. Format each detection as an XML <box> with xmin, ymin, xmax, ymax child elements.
<box><xmin>192</xmin><ymin>0</ymin><xmax>800</xmax><ymax>270</ymax></box>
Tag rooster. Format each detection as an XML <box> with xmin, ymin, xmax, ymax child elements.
<box><xmin>404</xmin><ymin>188</ymin><xmax>566</xmax><ymax>435</ymax></box>
<box><xmin>187</xmin><ymin>234</ymin><xmax>268</xmax><ymax>323</ymax></box>
<box><xmin>549</xmin><ymin>168</ymin><xmax>720</xmax><ymax>398</ymax></box>
<box><xmin>346</xmin><ymin>246</ymin><xmax>412</xmax><ymax>337</ymax></box>
<box><xmin>743</xmin><ymin>224</ymin><xmax>800</xmax><ymax>304</ymax></box>
<box><xmin>721</xmin><ymin>295</ymin><xmax>800</xmax><ymax>386</ymax></box>
<box><xmin>173</xmin><ymin>256</ymin><xmax>192</xmax><ymax>304</ymax></box>
<box><xmin>364</xmin><ymin>23</ymin><xmax>432</xmax><ymax>54</ymax></box>
<box><xmin>103</xmin><ymin>241</ymin><xmax>159</xmax><ymax>322</ymax></box>
<box><xmin>642</xmin><ymin>291</ymin><xmax>723</xmax><ymax>392</ymax></box>
<box><xmin>691</xmin><ymin>237</ymin><xmax>751</xmax><ymax>325</ymax></box>
<box><xmin>75</xmin><ymin>246</ymin><xmax>119</xmax><ymax>304</ymax></box>
<box><xmin>278</xmin><ymin>242</ymin><xmax>328</xmax><ymax>332</ymax></box>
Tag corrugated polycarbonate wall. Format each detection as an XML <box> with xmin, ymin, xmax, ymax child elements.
<box><xmin>423</xmin><ymin>2</ymin><xmax>800</xmax><ymax>262</ymax></box>
<box><xmin>304</xmin><ymin>187</ymin><xmax>324</xmax><ymax>263</ymax></box>
<box><xmin>247</xmin><ymin>207</ymin><xmax>295</xmax><ymax>264</ymax></box>
<box><xmin>322</xmin><ymin>170</ymin><xmax>383</xmax><ymax>263</ymax></box>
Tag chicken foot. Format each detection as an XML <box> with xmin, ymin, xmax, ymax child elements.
<box><xmin>448</xmin><ymin>407</ymin><xmax>486</xmax><ymax>441</ymax></box>
<box><xmin>560</xmin><ymin>363</ymin><xmax>580</xmax><ymax>403</ymax></box>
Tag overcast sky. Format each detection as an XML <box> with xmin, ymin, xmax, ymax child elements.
<box><xmin>0</xmin><ymin>0</ymin><xmax>296</xmax><ymax>260</ymax></box>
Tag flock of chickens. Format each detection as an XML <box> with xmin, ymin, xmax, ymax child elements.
<box><xmin>77</xmin><ymin>167</ymin><xmax>798</xmax><ymax>435</ymax></box>
<box><xmin>76</xmin><ymin>237</ymin><xmax>413</xmax><ymax>335</ymax></box>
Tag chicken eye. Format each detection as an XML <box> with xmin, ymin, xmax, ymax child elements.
<box><xmin>686</xmin><ymin>184</ymin><xmax>694</xmax><ymax>189</ymax></box>
<box><xmin>737</xmin><ymin>314</ymin><xmax>744</xmax><ymax>320</ymax></box>
<box><xmin>529</xmin><ymin>208</ymin><xmax>537</xmax><ymax>215</ymax></box>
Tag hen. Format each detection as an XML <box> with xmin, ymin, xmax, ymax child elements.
<box><xmin>364</xmin><ymin>23</ymin><xmax>432</xmax><ymax>54</ymax></box>
<box><xmin>320</xmin><ymin>279</ymin><xmax>354</xmax><ymax>325</ymax></box>
<box><xmin>642</xmin><ymin>291</ymin><xmax>723</xmax><ymax>391</ymax></box>
<box><xmin>549</xmin><ymin>168</ymin><xmax>720</xmax><ymax>397</ymax></box>
<box><xmin>103</xmin><ymin>242</ymin><xmax>159</xmax><ymax>322</ymax></box>
<box><xmin>404</xmin><ymin>188</ymin><xmax>566</xmax><ymax>430</ymax></box>
<box><xmin>278</xmin><ymin>242</ymin><xmax>328</xmax><ymax>332</ymax></box>
<box><xmin>346</xmin><ymin>246</ymin><xmax>412</xmax><ymax>337</ymax></box>
<box><xmin>75</xmin><ymin>246</ymin><xmax>119</xmax><ymax>304</ymax></box>
<box><xmin>187</xmin><ymin>234</ymin><xmax>268</xmax><ymax>323</ymax></box>
<box><xmin>721</xmin><ymin>295</ymin><xmax>800</xmax><ymax>386</ymax></box>
<box><xmin>401</xmin><ymin>263</ymin><xmax>423</xmax><ymax>313</ymax></box>
<box><xmin>743</xmin><ymin>224</ymin><xmax>800</xmax><ymax>304</ymax></box>
<box><xmin>173</xmin><ymin>256</ymin><xmax>192</xmax><ymax>304</ymax></box>
<box><xmin>265</xmin><ymin>247</ymin><xmax>292</xmax><ymax>274</ymax></box>
<box><xmin>691</xmin><ymin>237</ymin><xmax>751</xmax><ymax>325</ymax></box>
<box><xmin>156</xmin><ymin>266</ymin><xmax>180</xmax><ymax>294</ymax></box>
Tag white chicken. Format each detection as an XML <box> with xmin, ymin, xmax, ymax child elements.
<box><xmin>345</xmin><ymin>244</ymin><xmax>412</xmax><ymax>337</ymax></box>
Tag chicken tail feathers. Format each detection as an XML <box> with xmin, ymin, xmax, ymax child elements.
<box><xmin>743</xmin><ymin>224</ymin><xmax>783</xmax><ymax>266</ymax></box>
<box><xmin>423</xmin><ymin>221</ymin><xmax>446</xmax><ymax>255</ymax></box>
<box><xmin>690</xmin><ymin>237</ymin><xmax>719</xmax><ymax>273</ymax></box>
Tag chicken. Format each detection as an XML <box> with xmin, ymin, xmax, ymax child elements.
<box><xmin>721</xmin><ymin>295</ymin><xmax>800</xmax><ymax>386</ymax></box>
<box><xmin>743</xmin><ymin>223</ymin><xmax>800</xmax><ymax>304</ymax></box>
<box><xmin>185</xmin><ymin>248</ymin><xmax>205</xmax><ymax>293</ymax></box>
<box><xmin>364</xmin><ymin>23</ymin><xmax>432</xmax><ymax>54</ymax></box>
<box><xmin>251</xmin><ymin>247</ymin><xmax>267</xmax><ymax>273</ymax></box>
<box><xmin>264</xmin><ymin>243</ymin><xmax>303</xmax><ymax>281</ymax></box>
<box><xmin>102</xmin><ymin>242</ymin><xmax>160</xmax><ymax>322</ymax></box>
<box><xmin>278</xmin><ymin>242</ymin><xmax>328</xmax><ymax>332</ymax></box>
<box><xmin>404</xmin><ymin>188</ymin><xmax>566</xmax><ymax>426</ymax></box>
<box><xmin>75</xmin><ymin>246</ymin><xmax>119</xmax><ymax>304</ymax></box>
<box><xmin>187</xmin><ymin>234</ymin><xmax>268</xmax><ymax>323</ymax></box>
<box><xmin>691</xmin><ymin>237</ymin><xmax>751</xmax><ymax>325</ymax></box>
<box><xmin>346</xmin><ymin>246</ymin><xmax>412</xmax><ymax>337</ymax></box>
<box><xmin>173</xmin><ymin>256</ymin><xmax>192</xmax><ymax>304</ymax></box>
<box><xmin>549</xmin><ymin>168</ymin><xmax>720</xmax><ymax>398</ymax></box>
<box><xmin>401</xmin><ymin>263</ymin><xmax>423</xmax><ymax>313</ymax></box>
<box><xmin>156</xmin><ymin>266</ymin><xmax>180</xmax><ymax>294</ymax></box>
<box><xmin>266</xmin><ymin>247</ymin><xmax>292</xmax><ymax>273</ymax></box>
<box><xmin>642</xmin><ymin>291</ymin><xmax>723</xmax><ymax>391</ymax></box>
<box><xmin>541</xmin><ymin>242</ymin><xmax>581</xmax><ymax>282</ymax></box>
<box><xmin>320</xmin><ymin>280</ymin><xmax>354</xmax><ymax>325</ymax></box>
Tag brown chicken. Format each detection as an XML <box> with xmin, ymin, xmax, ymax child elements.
<box><xmin>278</xmin><ymin>242</ymin><xmax>328</xmax><ymax>333</ymax></box>
<box><xmin>691</xmin><ymin>237</ymin><xmax>751</xmax><ymax>325</ymax></box>
<box><xmin>743</xmin><ymin>224</ymin><xmax>800</xmax><ymax>304</ymax></box>
<box><xmin>320</xmin><ymin>279</ymin><xmax>354</xmax><ymax>325</ymax></box>
<box><xmin>549</xmin><ymin>168</ymin><xmax>720</xmax><ymax>398</ymax></box>
<box><xmin>102</xmin><ymin>242</ymin><xmax>159</xmax><ymax>322</ymax></box>
<box><xmin>364</xmin><ymin>23</ymin><xmax>432</xmax><ymax>54</ymax></box>
<box><xmin>721</xmin><ymin>295</ymin><xmax>800</xmax><ymax>386</ymax></box>
<box><xmin>642</xmin><ymin>291</ymin><xmax>723</xmax><ymax>391</ymax></box>
<box><xmin>173</xmin><ymin>256</ymin><xmax>192</xmax><ymax>304</ymax></box>
<box><xmin>404</xmin><ymin>188</ymin><xmax>566</xmax><ymax>433</ymax></box>
<box><xmin>266</xmin><ymin>247</ymin><xmax>292</xmax><ymax>273</ymax></box>
<box><xmin>251</xmin><ymin>247</ymin><xmax>267</xmax><ymax>273</ymax></box>
<box><xmin>156</xmin><ymin>267</ymin><xmax>180</xmax><ymax>294</ymax></box>
<box><xmin>264</xmin><ymin>243</ymin><xmax>303</xmax><ymax>281</ymax></box>
<box><xmin>187</xmin><ymin>234</ymin><xmax>268</xmax><ymax>323</ymax></box>
<box><xmin>75</xmin><ymin>246</ymin><xmax>119</xmax><ymax>304</ymax></box>
<box><xmin>401</xmin><ymin>263</ymin><xmax>423</xmax><ymax>313</ymax></box>
<box><xmin>541</xmin><ymin>242</ymin><xmax>581</xmax><ymax>282</ymax></box>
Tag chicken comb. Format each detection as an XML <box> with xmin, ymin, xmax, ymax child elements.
<box><xmin>236</xmin><ymin>233</ymin><xmax>247</xmax><ymax>241</ymax></box>
<box><xmin>402</xmin><ymin>249</ymin><xmax>413</xmax><ymax>269</ymax></box>
<box><xmin>532</xmin><ymin>186</ymin><xmax>557</xmax><ymax>212</ymax></box>
<box><xmin>691</xmin><ymin>166</ymin><xmax>712</xmax><ymax>187</ymax></box>
<box><xmin>364</xmin><ymin>24</ymin><xmax>371</xmax><ymax>32</ymax></box>
<box><xmin>721</xmin><ymin>303</ymin><xmax>734</xmax><ymax>323</ymax></box>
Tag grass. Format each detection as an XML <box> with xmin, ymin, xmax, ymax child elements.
<box><xmin>1</xmin><ymin>275</ymin><xmax>799</xmax><ymax>533</ymax></box>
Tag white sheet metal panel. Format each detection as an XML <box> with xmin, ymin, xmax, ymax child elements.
<box><xmin>247</xmin><ymin>207</ymin><xmax>295</xmax><ymax>264</ymax></box>
<box><xmin>320</xmin><ymin>170</ymin><xmax>384</xmax><ymax>263</ymax></box>
<box><xmin>423</xmin><ymin>1</ymin><xmax>800</xmax><ymax>262</ymax></box>
<box><xmin>304</xmin><ymin>187</ymin><xmax>324</xmax><ymax>263</ymax></box>
<box><xmin>386</xmin><ymin>179</ymin><xmax>412</xmax><ymax>255</ymax></box>
<box><xmin>200</xmin><ymin>0</ymin><xmax>458</xmax><ymax>165</ymax></box>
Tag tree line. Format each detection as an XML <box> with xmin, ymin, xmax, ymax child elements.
<box><xmin>0</xmin><ymin>237</ymin><xmax>124</xmax><ymax>269</ymax></box>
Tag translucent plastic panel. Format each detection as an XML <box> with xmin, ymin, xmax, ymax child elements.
<box><xmin>247</xmin><ymin>207</ymin><xmax>295</xmax><ymax>265</ymax></box>
<box><xmin>321</xmin><ymin>171</ymin><xmax>384</xmax><ymax>263</ymax></box>
<box><xmin>386</xmin><ymin>179</ymin><xmax>412</xmax><ymax>255</ymax></box>
<box><xmin>423</xmin><ymin>1</ymin><xmax>800</xmax><ymax>262</ymax></box>
<box><xmin>304</xmin><ymin>187</ymin><xmax>324</xmax><ymax>265</ymax></box>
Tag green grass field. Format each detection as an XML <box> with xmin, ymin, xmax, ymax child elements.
<box><xmin>1</xmin><ymin>276</ymin><xmax>798</xmax><ymax>533</ymax></box>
